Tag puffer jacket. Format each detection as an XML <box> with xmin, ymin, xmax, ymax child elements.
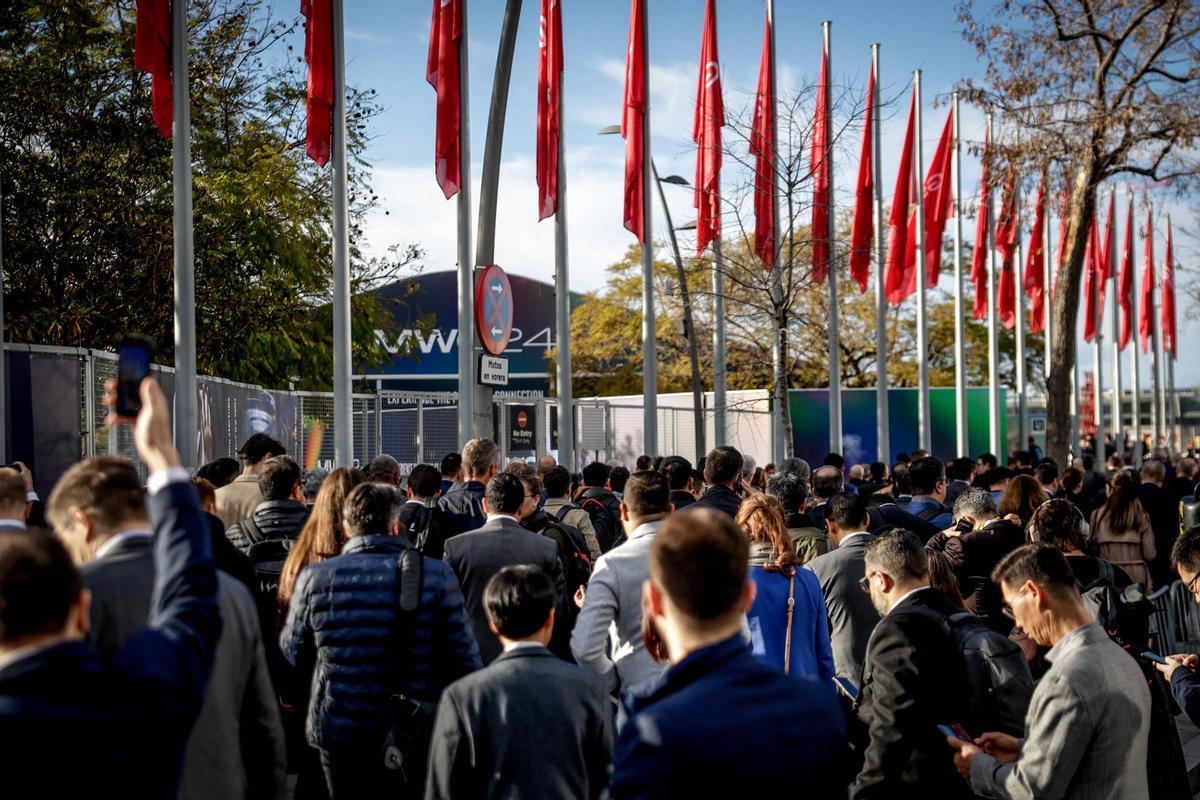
<box><xmin>225</xmin><ymin>500</ymin><xmax>310</xmax><ymax>553</ymax></box>
<box><xmin>278</xmin><ymin>535</ymin><xmax>481</xmax><ymax>749</ymax></box>
<box><xmin>438</xmin><ymin>480</ymin><xmax>488</xmax><ymax>535</ymax></box>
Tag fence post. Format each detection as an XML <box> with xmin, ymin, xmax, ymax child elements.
<box><xmin>416</xmin><ymin>399</ymin><xmax>425</xmax><ymax>464</ymax></box>
<box><xmin>374</xmin><ymin>382</ymin><xmax>383</xmax><ymax>460</ymax></box>
<box><xmin>83</xmin><ymin>351</ymin><xmax>96</xmax><ymax>459</ymax></box>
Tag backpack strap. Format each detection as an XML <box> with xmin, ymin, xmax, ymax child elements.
<box><xmin>784</xmin><ymin>572</ymin><xmax>796</xmax><ymax>675</ymax></box>
<box><xmin>554</xmin><ymin>504</ymin><xmax>575</xmax><ymax>522</ymax></box>
<box><xmin>396</xmin><ymin>547</ymin><xmax>424</xmax><ymax>613</ymax></box>
<box><xmin>240</xmin><ymin>516</ymin><xmax>264</xmax><ymax>546</ymax></box>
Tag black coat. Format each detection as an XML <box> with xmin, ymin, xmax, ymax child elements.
<box><xmin>867</xmin><ymin>502</ymin><xmax>941</xmax><ymax>542</ymax></box>
<box><xmin>426</xmin><ymin>646</ymin><xmax>612</xmax><ymax>799</ymax></box>
<box><xmin>399</xmin><ymin>500</ymin><xmax>455</xmax><ymax>560</ymax></box>
<box><xmin>690</xmin><ymin>484</ymin><xmax>742</xmax><ymax>518</ymax></box>
<box><xmin>1139</xmin><ymin>482</ymin><xmax>1182</xmax><ymax>588</ymax></box>
<box><xmin>925</xmin><ymin>518</ymin><xmax>1025</xmax><ymax>634</ymax></box>
<box><xmin>669</xmin><ymin>490</ymin><xmax>696</xmax><ymax>510</ymax></box>
<box><xmin>853</xmin><ymin>588</ymin><xmax>974</xmax><ymax>799</ymax></box>
<box><xmin>225</xmin><ymin>499</ymin><xmax>309</xmax><ymax>553</ymax></box>
<box><xmin>438</xmin><ymin>480</ymin><xmax>488</xmax><ymax>535</ymax></box>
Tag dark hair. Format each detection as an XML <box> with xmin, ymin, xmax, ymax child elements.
<box><xmin>0</xmin><ymin>469</ymin><xmax>25</xmax><ymax>509</ymax></box>
<box><xmin>1171</xmin><ymin>526</ymin><xmax>1200</xmax><ymax>573</ymax></box>
<box><xmin>47</xmin><ymin>456</ymin><xmax>146</xmax><ymax>533</ymax></box>
<box><xmin>1026</xmin><ymin>497</ymin><xmax>1089</xmax><ymax>553</ymax></box>
<box><xmin>366</xmin><ymin>454</ymin><xmax>402</xmax><ymax>486</ymax></box>
<box><xmin>635</xmin><ymin>455</ymin><xmax>653</xmax><ymax>471</ymax></box>
<box><xmin>984</xmin><ymin>466</ymin><xmax>1014</xmax><ymax>488</ymax></box>
<box><xmin>520</xmin><ymin>473</ymin><xmax>543</xmax><ymax>498</ymax></box>
<box><xmin>992</xmin><ymin>543</ymin><xmax>1078</xmax><ymax>597</ymax></box>
<box><xmin>190</xmin><ymin>477</ymin><xmax>216</xmax><ymax>510</ymax></box>
<box><xmin>542</xmin><ymin>465</ymin><xmax>572</xmax><ymax>498</ymax></box>
<box><xmin>609</xmin><ymin>466</ymin><xmax>631</xmax><ymax>494</ymax></box>
<box><xmin>1097</xmin><ymin>471</ymin><xmax>1145</xmax><ymax>535</ymax></box>
<box><xmin>891</xmin><ymin>463</ymin><xmax>911</xmax><ymax>495</ymax></box>
<box><xmin>485</xmin><ymin>472</ymin><xmax>526</xmax><ymax>515</ymax></box>
<box><xmin>259</xmin><ymin>456</ymin><xmax>303</xmax><ymax>502</ymax></box>
<box><xmin>196</xmin><ymin>457</ymin><xmax>241</xmax><ymax>488</ymax></box>
<box><xmin>998</xmin><ymin>474</ymin><xmax>1049</xmax><ymax>522</ymax></box>
<box><xmin>239</xmin><ymin>433</ymin><xmax>285</xmax><ymax>466</ymax></box>
<box><xmin>342</xmin><ymin>482</ymin><xmax>398</xmax><ymax>537</ymax></box>
<box><xmin>1013</xmin><ymin>449</ymin><xmax>1032</xmax><ymax>466</ymax></box>
<box><xmin>440</xmin><ymin>452</ymin><xmax>463</xmax><ymax>477</ymax></box>
<box><xmin>660</xmin><ymin>456</ymin><xmax>694</xmax><ymax>491</ymax></box>
<box><xmin>0</xmin><ymin>531</ymin><xmax>83</xmax><ymax>644</ymax></box>
<box><xmin>977</xmin><ymin>452</ymin><xmax>998</xmax><ymax>469</ymax></box>
<box><xmin>735</xmin><ymin>494</ymin><xmax>796</xmax><ymax>572</ymax></box>
<box><xmin>1081</xmin><ymin>454</ymin><xmax>1095</xmax><ymax>471</ymax></box>
<box><xmin>407</xmin><ymin>464</ymin><xmax>441</xmax><ymax>499</ymax></box>
<box><xmin>650</xmin><ymin>508</ymin><xmax>748</xmax><ymax>621</ymax></box>
<box><xmin>864</xmin><ymin>529</ymin><xmax>928</xmax><ymax>582</ymax></box>
<box><xmin>280</xmin><ymin>467</ymin><xmax>366</xmax><ymax>609</ymax></box>
<box><xmin>1034</xmin><ymin>462</ymin><xmax>1059</xmax><ymax>486</ymax></box>
<box><xmin>652</xmin><ymin>456</ymin><xmax>665</xmax><ymax>472</ymax></box>
<box><xmin>582</xmin><ymin>461</ymin><xmax>611</xmax><ymax>487</ymax></box>
<box><xmin>1060</xmin><ymin>467</ymin><xmax>1084</xmax><ymax>494</ymax></box>
<box><xmin>869</xmin><ymin>461</ymin><xmax>887</xmax><ymax>482</ymax></box>
<box><xmin>908</xmin><ymin>456</ymin><xmax>946</xmax><ymax>496</ymax></box>
<box><xmin>928</xmin><ymin>550</ymin><xmax>966</xmax><ymax>608</ymax></box>
<box><xmin>826</xmin><ymin>492</ymin><xmax>867</xmax><ymax>530</ymax></box>
<box><xmin>811</xmin><ymin>465</ymin><xmax>844</xmax><ymax>499</ymax></box>
<box><xmin>895</xmin><ymin>452</ymin><xmax>911</xmax><ymax>464</ymax></box>
<box><xmin>704</xmin><ymin>446</ymin><xmax>744</xmax><ymax>485</ymax></box>
<box><xmin>484</xmin><ymin>565</ymin><xmax>557</xmax><ymax>639</ymax></box>
<box><xmin>765</xmin><ymin>472</ymin><xmax>806</xmax><ymax>514</ymax></box>
<box><xmin>624</xmin><ymin>470</ymin><xmax>670</xmax><ymax>517</ymax></box>
<box><xmin>823</xmin><ymin>452</ymin><xmax>845</xmax><ymax>469</ymax></box>
<box><xmin>947</xmin><ymin>457</ymin><xmax>974</xmax><ymax>482</ymax></box>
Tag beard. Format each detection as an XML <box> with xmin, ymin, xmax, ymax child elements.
<box><xmin>869</xmin><ymin>587</ymin><xmax>890</xmax><ymax>617</ymax></box>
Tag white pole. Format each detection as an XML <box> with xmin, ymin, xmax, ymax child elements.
<box><xmin>1109</xmin><ymin>189</ymin><xmax>1123</xmax><ymax>462</ymax></box>
<box><xmin>1130</xmin><ymin>187</ymin><xmax>1142</xmax><ymax>460</ymax></box>
<box><xmin>825</xmin><ymin>21</ymin><xmax>841</xmax><ymax>456</ymax></box>
<box><xmin>455</xmin><ymin>1</ymin><xmax>475</xmax><ymax>449</ymax></box>
<box><xmin>554</xmin><ymin>78</ymin><xmax>573</xmax><ymax>470</ymax></box>
<box><xmin>1014</xmin><ymin>182</ymin><xmax>1027</xmax><ymax>453</ymax></box>
<box><xmin>952</xmin><ymin>92</ymin><xmax>967</xmax><ymax>457</ymax></box>
<box><xmin>1150</xmin><ymin>205</ymin><xmax>1165</xmax><ymax>451</ymax></box>
<box><xmin>1092</xmin><ymin>204</ymin><xmax>1105</xmax><ymax>464</ymax></box>
<box><xmin>913</xmin><ymin>71</ymin><xmax>930</xmax><ymax>453</ymax></box>
<box><xmin>986</xmin><ymin>113</ymin><xmax>1001</xmax><ymax>458</ymax></box>
<box><xmin>172</xmin><ymin>0</ymin><xmax>197</xmax><ymax>468</ymax></box>
<box><xmin>873</xmin><ymin>44</ymin><xmax>888</xmax><ymax>464</ymax></box>
<box><xmin>641</xmin><ymin>0</ymin><xmax>657</xmax><ymax>456</ymax></box>
<box><xmin>1043</xmin><ymin>199</ymin><xmax>1052</xmax><ymax>379</ymax></box>
<box><xmin>767</xmin><ymin>0</ymin><xmax>784</xmax><ymax>464</ymax></box>
<box><xmin>713</xmin><ymin>234</ymin><xmax>727</xmax><ymax>447</ymax></box>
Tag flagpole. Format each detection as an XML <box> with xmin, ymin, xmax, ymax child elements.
<box><xmin>912</xmin><ymin>70</ymin><xmax>930</xmax><ymax>453</ymax></box>
<box><xmin>712</xmin><ymin>233</ymin><xmax>727</xmax><ymax>447</ymax></box>
<box><xmin>1043</xmin><ymin>197</ymin><xmax>1052</xmax><ymax>380</ymax></box>
<box><xmin>767</xmin><ymin>0</ymin><xmax>784</xmax><ymax>465</ymax></box>
<box><xmin>455</xmin><ymin>0</ymin><xmax>475</xmax><ymax>449</ymax></box>
<box><xmin>872</xmin><ymin>44</ymin><xmax>888</xmax><ymax>465</ymax></box>
<box><xmin>1014</xmin><ymin>181</ymin><xmax>1027</xmax><ymax>454</ymax></box>
<box><xmin>986</xmin><ymin>113</ymin><xmax>1001</xmax><ymax>459</ymax></box>
<box><xmin>824</xmin><ymin>21</ymin><xmax>842</xmax><ymax>457</ymax></box>
<box><xmin>1149</xmin><ymin>204</ymin><xmax>1164</xmax><ymax>451</ymax></box>
<box><xmin>1166</xmin><ymin>213</ymin><xmax>1176</xmax><ymax>452</ymax></box>
<box><xmin>171</xmin><ymin>0</ymin><xmax>197</xmax><ymax>468</ymax></box>
<box><xmin>951</xmin><ymin>92</ymin><xmax>967</xmax><ymax>458</ymax></box>
<box><xmin>641</xmin><ymin>0</ymin><xmax>657</xmax><ymax>457</ymax></box>
<box><xmin>554</xmin><ymin>57</ymin><xmax>573</xmax><ymax>470</ymax></box>
<box><xmin>1130</xmin><ymin>187</ymin><xmax>1141</xmax><ymax>459</ymax></box>
<box><xmin>1108</xmin><ymin>189</ymin><xmax>1123</xmax><ymax>462</ymax></box>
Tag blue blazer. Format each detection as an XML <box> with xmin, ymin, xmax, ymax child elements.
<box><xmin>747</xmin><ymin>566</ymin><xmax>835</xmax><ymax>680</ymax></box>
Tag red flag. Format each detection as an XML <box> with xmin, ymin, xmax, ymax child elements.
<box><xmin>1097</xmin><ymin>191</ymin><xmax>1114</xmax><ymax>319</ymax></box>
<box><xmin>1139</xmin><ymin>209</ymin><xmax>1154</xmax><ymax>352</ymax></box>
<box><xmin>621</xmin><ymin>0</ymin><xmax>647</xmax><ymax>242</ymax></box>
<box><xmin>301</xmin><ymin>0</ymin><xmax>333</xmax><ymax>167</ymax></box>
<box><xmin>536</xmin><ymin>0</ymin><xmax>563</xmax><ymax>220</ymax></box>
<box><xmin>1117</xmin><ymin>196</ymin><xmax>1134</xmax><ymax>350</ymax></box>
<box><xmin>995</xmin><ymin>176</ymin><xmax>1018</xmax><ymax>329</ymax></box>
<box><xmin>134</xmin><ymin>0</ymin><xmax>172</xmax><ymax>138</ymax></box>
<box><xmin>810</xmin><ymin>46</ymin><xmax>831</xmax><ymax>283</ymax></box>
<box><xmin>692</xmin><ymin>0</ymin><xmax>723</xmax><ymax>255</ymax></box>
<box><xmin>1083</xmin><ymin>213</ymin><xmax>1099</xmax><ymax>343</ymax></box>
<box><xmin>848</xmin><ymin>63</ymin><xmax>875</xmax><ymax>293</ymax></box>
<box><xmin>427</xmin><ymin>0</ymin><xmax>463</xmax><ymax>199</ymax></box>
<box><xmin>1162</xmin><ymin>216</ymin><xmax>1176</xmax><ymax>359</ymax></box>
<box><xmin>750</xmin><ymin>16</ymin><xmax>776</xmax><ymax>270</ymax></box>
<box><xmin>1023</xmin><ymin>174</ymin><xmax>1047</xmax><ymax>334</ymax></box>
<box><xmin>970</xmin><ymin>129</ymin><xmax>990</xmax><ymax>320</ymax></box>
<box><xmin>900</xmin><ymin>106</ymin><xmax>955</xmax><ymax>299</ymax></box>
<box><xmin>883</xmin><ymin>91</ymin><xmax>916</xmax><ymax>306</ymax></box>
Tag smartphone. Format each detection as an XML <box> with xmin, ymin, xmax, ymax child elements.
<box><xmin>832</xmin><ymin>676</ymin><xmax>859</xmax><ymax>701</ymax></box>
<box><xmin>938</xmin><ymin>722</ymin><xmax>972</xmax><ymax>740</ymax></box>
<box><xmin>1141</xmin><ymin>650</ymin><xmax>1169</xmax><ymax>665</ymax></box>
<box><xmin>117</xmin><ymin>336</ymin><xmax>153</xmax><ymax>417</ymax></box>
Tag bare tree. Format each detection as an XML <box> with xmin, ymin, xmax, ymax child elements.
<box><xmin>957</xmin><ymin>0</ymin><xmax>1200</xmax><ymax>462</ymax></box>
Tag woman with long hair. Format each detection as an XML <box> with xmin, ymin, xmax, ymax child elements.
<box><xmin>1090</xmin><ymin>471</ymin><xmax>1156</xmax><ymax>590</ymax></box>
<box><xmin>1027</xmin><ymin>498</ymin><xmax>1133</xmax><ymax>588</ymax></box>
<box><xmin>998</xmin><ymin>474</ymin><xmax>1050</xmax><ymax>528</ymax></box>
<box><xmin>735</xmin><ymin>494</ymin><xmax>834</xmax><ymax>679</ymax></box>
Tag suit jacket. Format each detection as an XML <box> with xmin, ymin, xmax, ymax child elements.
<box><xmin>399</xmin><ymin>500</ymin><xmax>455</xmax><ymax>560</ymax></box>
<box><xmin>0</xmin><ymin>481</ymin><xmax>221</xmax><ymax>798</ymax></box>
<box><xmin>1138</xmin><ymin>482</ymin><xmax>1181</xmax><ymax>588</ymax></box>
<box><xmin>443</xmin><ymin>516</ymin><xmax>566</xmax><ymax>663</ymax></box>
<box><xmin>853</xmin><ymin>587</ymin><xmax>973</xmax><ymax>799</ymax></box>
<box><xmin>83</xmin><ymin>536</ymin><xmax>286</xmax><ymax>800</ymax></box>
<box><xmin>690</xmin><ymin>485</ymin><xmax>742</xmax><ymax>518</ymax></box>
<box><xmin>925</xmin><ymin>518</ymin><xmax>1025</xmax><ymax>634</ymax></box>
<box><xmin>970</xmin><ymin>623</ymin><xmax>1150</xmax><ymax>799</ymax></box>
<box><xmin>805</xmin><ymin>532</ymin><xmax>880</xmax><ymax>684</ymax></box>
<box><xmin>439</xmin><ymin>480</ymin><xmax>488</xmax><ymax>535</ymax></box>
<box><xmin>426</xmin><ymin>645</ymin><xmax>613</xmax><ymax>799</ymax></box>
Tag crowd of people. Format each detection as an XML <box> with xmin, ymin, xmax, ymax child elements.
<box><xmin>2</xmin><ymin>374</ymin><xmax>1200</xmax><ymax>798</ymax></box>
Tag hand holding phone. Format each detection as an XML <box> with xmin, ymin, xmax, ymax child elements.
<box><xmin>117</xmin><ymin>336</ymin><xmax>153</xmax><ymax>417</ymax></box>
<box><xmin>832</xmin><ymin>676</ymin><xmax>859</xmax><ymax>702</ymax></box>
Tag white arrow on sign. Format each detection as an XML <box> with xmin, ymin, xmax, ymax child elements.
<box><xmin>491</xmin><ymin>283</ymin><xmax>503</xmax><ymax>294</ymax></box>
<box><xmin>490</xmin><ymin>326</ymin><xmax>503</xmax><ymax>337</ymax></box>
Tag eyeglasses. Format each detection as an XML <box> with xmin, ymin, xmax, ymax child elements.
<box><xmin>858</xmin><ymin>573</ymin><xmax>876</xmax><ymax>593</ymax></box>
<box><xmin>1186</xmin><ymin>571</ymin><xmax>1200</xmax><ymax>596</ymax></box>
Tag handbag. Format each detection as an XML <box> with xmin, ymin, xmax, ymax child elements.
<box><xmin>783</xmin><ymin>570</ymin><xmax>796</xmax><ymax>674</ymax></box>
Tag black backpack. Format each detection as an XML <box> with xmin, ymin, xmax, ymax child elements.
<box><xmin>526</xmin><ymin>507</ymin><xmax>593</xmax><ymax>600</ymax></box>
<box><xmin>1079</xmin><ymin>559</ymin><xmax>1154</xmax><ymax>646</ymax></box>
<box><xmin>580</xmin><ymin>493</ymin><xmax>623</xmax><ymax>552</ymax></box>
<box><xmin>238</xmin><ymin>516</ymin><xmax>295</xmax><ymax>603</ymax></box>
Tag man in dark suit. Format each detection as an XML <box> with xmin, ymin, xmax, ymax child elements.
<box><xmin>1141</xmin><ymin>458</ymin><xmax>1183</xmax><ymax>588</ymax></box>
<box><xmin>439</xmin><ymin>438</ymin><xmax>499</xmax><ymax>534</ymax></box>
<box><xmin>427</xmin><ymin>565</ymin><xmax>612</xmax><ymax>799</ymax></box>
<box><xmin>690</xmin><ymin>446</ymin><xmax>744</xmax><ymax>518</ymax></box>
<box><xmin>806</xmin><ymin>493</ymin><xmax>879</xmax><ymax>684</ymax></box>
<box><xmin>660</xmin><ymin>455</ymin><xmax>697</xmax><ymax>511</ymax></box>
<box><xmin>399</xmin><ymin>464</ymin><xmax>455</xmax><ymax>560</ymax></box>
<box><xmin>443</xmin><ymin>473</ymin><xmax>565</xmax><ymax>663</ymax></box>
<box><xmin>0</xmin><ymin>377</ymin><xmax>222</xmax><ymax>796</ymax></box>
<box><xmin>853</xmin><ymin>529</ymin><xmax>973</xmax><ymax>799</ymax></box>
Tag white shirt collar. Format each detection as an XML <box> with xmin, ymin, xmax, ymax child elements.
<box><xmin>94</xmin><ymin>530</ymin><xmax>153</xmax><ymax>560</ymax></box>
<box><xmin>0</xmin><ymin>640</ymin><xmax>60</xmax><ymax>673</ymax></box>
<box><xmin>502</xmin><ymin>640</ymin><xmax>547</xmax><ymax>654</ymax></box>
<box><xmin>629</xmin><ymin>519</ymin><xmax>664</xmax><ymax>540</ymax></box>
<box><xmin>0</xmin><ymin>518</ymin><xmax>27</xmax><ymax>531</ymax></box>
<box><xmin>838</xmin><ymin>530</ymin><xmax>872</xmax><ymax>547</ymax></box>
<box><xmin>487</xmin><ymin>514</ymin><xmax>519</xmax><ymax>524</ymax></box>
<box><xmin>887</xmin><ymin>585</ymin><xmax>929</xmax><ymax>616</ymax></box>
<box><xmin>405</xmin><ymin>498</ymin><xmax>427</xmax><ymax>505</ymax></box>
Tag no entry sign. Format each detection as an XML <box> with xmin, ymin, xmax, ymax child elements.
<box><xmin>475</xmin><ymin>264</ymin><xmax>514</xmax><ymax>356</ymax></box>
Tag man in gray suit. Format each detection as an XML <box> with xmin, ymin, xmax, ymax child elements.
<box><xmin>51</xmin><ymin>456</ymin><xmax>286</xmax><ymax>800</ymax></box>
<box><xmin>806</xmin><ymin>492</ymin><xmax>879</xmax><ymax>685</ymax></box>
<box><xmin>951</xmin><ymin>544</ymin><xmax>1151</xmax><ymax>799</ymax></box>
<box><xmin>443</xmin><ymin>472</ymin><xmax>565</xmax><ymax>663</ymax></box>
<box><xmin>572</xmin><ymin>470</ymin><xmax>672</xmax><ymax>692</ymax></box>
<box><xmin>426</xmin><ymin>565</ymin><xmax>612</xmax><ymax>799</ymax></box>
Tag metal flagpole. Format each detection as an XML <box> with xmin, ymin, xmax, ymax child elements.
<box><xmin>1092</xmin><ymin>201</ymin><xmax>1105</xmax><ymax>464</ymax></box>
<box><xmin>873</xmin><ymin>44</ymin><xmax>888</xmax><ymax>464</ymax></box>
<box><xmin>1167</xmin><ymin>213</ymin><xmax>1176</xmax><ymax>452</ymax></box>
<box><xmin>1109</xmin><ymin>189</ymin><xmax>1123</xmax><ymax>462</ymax></box>
<box><xmin>455</xmin><ymin>0</ymin><xmax>475</xmax><ymax>448</ymax></box>
<box><xmin>1130</xmin><ymin>187</ymin><xmax>1142</xmax><ymax>459</ymax></box>
<box><xmin>1043</xmin><ymin>200</ymin><xmax>1052</xmax><ymax>379</ymax></box>
<box><xmin>712</xmin><ymin>236</ymin><xmax>727</xmax><ymax>447</ymax></box>
<box><xmin>767</xmin><ymin>0</ymin><xmax>784</xmax><ymax>464</ymax></box>
<box><xmin>1150</xmin><ymin>204</ymin><xmax>1165</xmax><ymax>450</ymax></box>
<box><xmin>554</xmin><ymin>54</ymin><xmax>574</xmax><ymax>470</ymax></box>
<box><xmin>986</xmin><ymin>113</ymin><xmax>1001</xmax><ymax>458</ymax></box>
<box><xmin>1014</xmin><ymin>182</ymin><xmax>1027</xmax><ymax>454</ymax></box>
<box><xmin>825</xmin><ymin>21</ymin><xmax>842</xmax><ymax>456</ymax></box>
<box><xmin>913</xmin><ymin>70</ymin><xmax>930</xmax><ymax>453</ymax></box>
<box><xmin>171</xmin><ymin>0</ymin><xmax>197</xmax><ymax>468</ymax></box>
<box><xmin>641</xmin><ymin>0</ymin><xmax>657</xmax><ymax>457</ymax></box>
<box><xmin>951</xmin><ymin>92</ymin><xmax>967</xmax><ymax>457</ymax></box>
<box><xmin>0</xmin><ymin>185</ymin><xmax>6</xmax><ymax>463</ymax></box>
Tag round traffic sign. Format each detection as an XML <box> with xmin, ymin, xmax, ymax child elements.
<box><xmin>475</xmin><ymin>264</ymin><xmax>514</xmax><ymax>356</ymax></box>
<box><xmin>517</xmin><ymin>410</ymin><xmax>529</xmax><ymax>429</ymax></box>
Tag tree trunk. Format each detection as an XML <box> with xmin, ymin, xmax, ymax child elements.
<box><xmin>1046</xmin><ymin>167</ymin><xmax>1098</xmax><ymax>464</ymax></box>
<box><xmin>779</xmin><ymin>309</ymin><xmax>795</xmax><ymax>459</ymax></box>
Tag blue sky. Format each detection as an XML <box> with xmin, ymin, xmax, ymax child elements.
<box><xmin>267</xmin><ymin>0</ymin><xmax>1195</xmax><ymax>389</ymax></box>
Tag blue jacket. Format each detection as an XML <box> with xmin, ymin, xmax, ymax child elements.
<box><xmin>611</xmin><ymin>634</ymin><xmax>849</xmax><ymax>799</ymax></box>
<box><xmin>747</xmin><ymin>564</ymin><xmax>835</xmax><ymax>680</ymax></box>
<box><xmin>904</xmin><ymin>496</ymin><xmax>953</xmax><ymax>530</ymax></box>
<box><xmin>0</xmin><ymin>480</ymin><xmax>221</xmax><ymax>797</ymax></box>
<box><xmin>438</xmin><ymin>480</ymin><xmax>488</xmax><ymax>534</ymax></box>
<box><xmin>279</xmin><ymin>534</ymin><xmax>481</xmax><ymax>749</ymax></box>
<box><xmin>1171</xmin><ymin>666</ymin><xmax>1200</xmax><ymax>727</ymax></box>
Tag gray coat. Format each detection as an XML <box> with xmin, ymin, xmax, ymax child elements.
<box><xmin>970</xmin><ymin>622</ymin><xmax>1150</xmax><ymax>799</ymax></box>
<box><xmin>426</xmin><ymin>645</ymin><xmax>613</xmax><ymax>799</ymax></box>
<box><xmin>443</xmin><ymin>516</ymin><xmax>566</xmax><ymax>664</ymax></box>
<box><xmin>82</xmin><ymin>535</ymin><xmax>286</xmax><ymax>800</ymax></box>
<box><xmin>805</xmin><ymin>531</ymin><xmax>880</xmax><ymax>684</ymax></box>
<box><xmin>571</xmin><ymin>520</ymin><xmax>667</xmax><ymax>693</ymax></box>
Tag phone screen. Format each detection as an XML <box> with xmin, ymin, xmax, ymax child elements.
<box><xmin>832</xmin><ymin>676</ymin><xmax>859</xmax><ymax>701</ymax></box>
<box><xmin>117</xmin><ymin>337</ymin><xmax>152</xmax><ymax>417</ymax></box>
<box><xmin>1141</xmin><ymin>651</ymin><xmax>1169</xmax><ymax>665</ymax></box>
